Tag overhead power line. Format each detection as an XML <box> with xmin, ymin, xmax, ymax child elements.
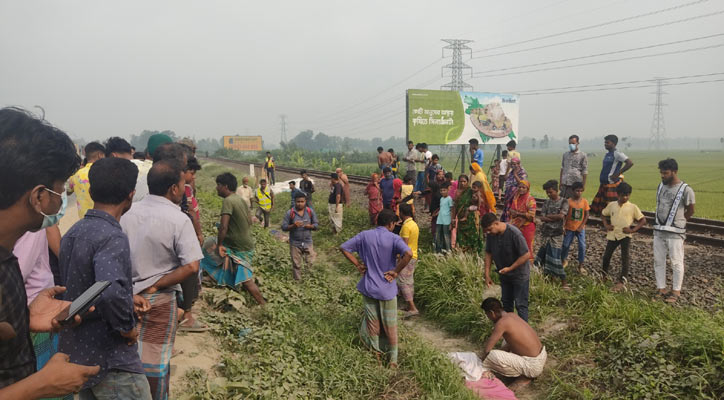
<box><xmin>472</xmin><ymin>0</ymin><xmax>711</xmax><ymax>54</ymax></box>
<box><xmin>511</xmin><ymin>72</ymin><xmax>724</xmax><ymax>94</ymax></box>
<box><xmin>472</xmin><ymin>33</ymin><xmax>724</xmax><ymax>76</ymax></box>
<box><xmin>510</xmin><ymin>77</ymin><xmax>724</xmax><ymax>96</ymax></box>
<box><xmin>470</xmin><ymin>10</ymin><xmax>724</xmax><ymax>61</ymax></box>
<box><xmin>472</xmin><ymin>42</ymin><xmax>724</xmax><ymax>79</ymax></box>
<box><xmin>304</xmin><ymin>57</ymin><xmax>443</xmax><ymax>123</ymax></box>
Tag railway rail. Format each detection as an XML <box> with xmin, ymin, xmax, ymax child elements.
<box><xmin>205</xmin><ymin>157</ymin><xmax>724</xmax><ymax>248</ymax></box>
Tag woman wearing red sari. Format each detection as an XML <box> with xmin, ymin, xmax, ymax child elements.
<box><xmin>508</xmin><ymin>180</ymin><xmax>536</xmax><ymax>261</ymax></box>
<box><xmin>365</xmin><ymin>173</ymin><xmax>383</xmax><ymax>225</ymax></box>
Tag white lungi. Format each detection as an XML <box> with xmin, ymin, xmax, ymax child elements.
<box><xmin>482</xmin><ymin>346</ymin><xmax>547</xmax><ymax>378</ymax></box>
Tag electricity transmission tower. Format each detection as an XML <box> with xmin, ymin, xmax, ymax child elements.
<box><xmin>440</xmin><ymin>39</ymin><xmax>474</xmax><ymax>174</ymax></box>
<box><xmin>440</xmin><ymin>39</ymin><xmax>473</xmax><ymax>91</ymax></box>
<box><xmin>279</xmin><ymin>114</ymin><xmax>288</xmax><ymax>144</ymax></box>
<box><xmin>649</xmin><ymin>78</ymin><xmax>667</xmax><ymax>150</ymax></box>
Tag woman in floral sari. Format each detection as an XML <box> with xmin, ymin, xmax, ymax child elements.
<box><xmin>365</xmin><ymin>173</ymin><xmax>383</xmax><ymax>225</ymax></box>
<box><xmin>508</xmin><ymin>180</ymin><xmax>536</xmax><ymax>261</ymax></box>
<box><xmin>501</xmin><ymin>157</ymin><xmax>528</xmax><ymax>222</ymax></box>
<box><xmin>452</xmin><ymin>175</ymin><xmax>483</xmax><ymax>254</ymax></box>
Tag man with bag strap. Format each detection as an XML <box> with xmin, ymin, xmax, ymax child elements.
<box><xmin>653</xmin><ymin>158</ymin><xmax>695</xmax><ymax>303</ymax></box>
<box><xmin>254</xmin><ymin>178</ymin><xmax>274</xmax><ymax>228</ymax></box>
<box><xmin>281</xmin><ymin>192</ymin><xmax>318</xmax><ymax>280</ymax></box>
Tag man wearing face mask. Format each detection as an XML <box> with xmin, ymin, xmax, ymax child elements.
<box><xmin>559</xmin><ymin>135</ymin><xmax>588</xmax><ymax>199</ymax></box>
<box><xmin>120</xmin><ymin>160</ymin><xmax>203</xmax><ymax>400</ymax></box>
<box><xmin>0</xmin><ymin>107</ymin><xmax>101</xmax><ymax>399</ymax></box>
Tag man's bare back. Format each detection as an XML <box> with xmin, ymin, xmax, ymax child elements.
<box><xmin>486</xmin><ymin>312</ymin><xmax>542</xmax><ymax>358</ymax></box>
<box><xmin>378</xmin><ymin>152</ymin><xmax>392</xmax><ymax>166</ymax></box>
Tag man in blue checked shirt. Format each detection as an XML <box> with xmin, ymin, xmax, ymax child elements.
<box><xmin>58</xmin><ymin>157</ymin><xmax>153</xmax><ymax>399</ymax></box>
<box><xmin>281</xmin><ymin>192</ymin><xmax>319</xmax><ymax>280</ymax></box>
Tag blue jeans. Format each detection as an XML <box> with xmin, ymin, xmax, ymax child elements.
<box><xmin>500</xmin><ymin>277</ymin><xmax>529</xmax><ymax>322</ymax></box>
<box><xmin>561</xmin><ymin>229</ymin><xmax>586</xmax><ymax>264</ymax></box>
<box><xmin>414</xmin><ymin>171</ymin><xmax>426</xmax><ymax>192</ymax></box>
<box><xmin>79</xmin><ymin>371</ymin><xmax>152</xmax><ymax>400</ymax></box>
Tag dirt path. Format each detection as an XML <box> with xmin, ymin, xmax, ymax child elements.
<box><xmin>169</xmin><ymin>299</ymin><xmax>223</xmax><ymax>398</ymax></box>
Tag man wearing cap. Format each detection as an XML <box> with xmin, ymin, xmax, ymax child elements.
<box><xmin>131</xmin><ymin>134</ymin><xmax>173</xmax><ymax>203</ymax></box>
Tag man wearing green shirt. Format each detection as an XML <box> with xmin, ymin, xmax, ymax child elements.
<box><xmin>201</xmin><ymin>172</ymin><xmax>266</xmax><ymax>305</ymax></box>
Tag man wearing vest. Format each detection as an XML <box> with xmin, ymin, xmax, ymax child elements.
<box><xmin>654</xmin><ymin>158</ymin><xmax>695</xmax><ymax>304</ymax></box>
<box><xmin>254</xmin><ymin>178</ymin><xmax>274</xmax><ymax>228</ymax></box>
<box><xmin>264</xmin><ymin>152</ymin><xmax>276</xmax><ymax>185</ymax></box>
<box><xmin>281</xmin><ymin>192</ymin><xmax>319</xmax><ymax>280</ymax></box>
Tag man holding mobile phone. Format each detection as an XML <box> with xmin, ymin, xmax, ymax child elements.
<box><xmin>58</xmin><ymin>157</ymin><xmax>153</xmax><ymax>399</ymax></box>
<box><xmin>0</xmin><ymin>107</ymin><xmax>100</xmax><ymax>399</ymax></box>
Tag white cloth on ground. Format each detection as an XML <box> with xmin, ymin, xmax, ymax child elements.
<box><xmin>447</xmin><ymin>352</ymin><xmax>489</xmax><ymax>381</ymax></box>
<box><xmin>482</xmin><ymin>347</ymin><xmax>547</xmax><ymax>378</ymax></box>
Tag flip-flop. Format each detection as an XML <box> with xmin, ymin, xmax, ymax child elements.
<box><xmin>178</xmin><ymin>319</ymin><xmax>209</xmax><ymax>332</ymax></box>
<box><xmin>403</xmin><ymin>310</ymin><xmax>420</xmax><ymax>318</ymax></box>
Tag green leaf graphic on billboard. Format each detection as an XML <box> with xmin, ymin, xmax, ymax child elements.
<box><xmin>407</xmin><ymin>89</ymin><xmax>464</xmax><ymax>144</ymax></box>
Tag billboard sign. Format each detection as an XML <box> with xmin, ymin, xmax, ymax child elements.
<box><xmin>406</xmin><ymin>89</ymin><xmax>519</xmax><ymax>145</ymax></box>
<box><xmin>223</xmin><ymin>135</ymin><xmax>263</xmax><ymax>152</ymax></box>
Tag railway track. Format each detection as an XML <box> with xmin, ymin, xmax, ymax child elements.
<box><xmin>205</xmin><ymin>157</ymin><xmax>724</xmax><ymax>248</ymax></box>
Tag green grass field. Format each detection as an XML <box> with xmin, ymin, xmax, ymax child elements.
<box><xmin>337</xmin><ymin>150</ymin><xmax>724</xmax><ymax>220</ymax></box>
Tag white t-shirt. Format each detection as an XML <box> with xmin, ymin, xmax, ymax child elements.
<box><xmin>499</xmin><ymin>159</ymin><xmax>508</xmax><ymax>176</ymax></box>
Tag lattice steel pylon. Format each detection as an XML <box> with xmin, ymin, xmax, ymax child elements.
<box><xmin>441</xmin><ymin>39</ymin><xmax>474</xmax><ymax>92</ymax></box>
<box><xmin>279</xmin><ymin>114</ymin><xmax>288</xmax><ymax>144</ymax></box>
<box><xmin>649</xmin><ymin>78</ymin><xmax>667</xmax><ymax>150</ymax></box>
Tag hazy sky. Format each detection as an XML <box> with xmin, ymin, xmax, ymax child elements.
<box><xmin>1</xmin><ymin>0</ymin><xmax>723</xmax><ymax>146</ymax></box>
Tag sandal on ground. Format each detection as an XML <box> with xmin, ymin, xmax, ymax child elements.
<box><xmin>578</xmin><ymin>267</ymin><xmax>588</xmax><ymax>276</ymax></box>
<box><xmin>178</xmin><ymin>319</ymin><xmax>209</xmax><ymax>332</ymax></box>
<box><xmin>561</xmin><ymin>285</ymin><xmax>572</xmax><ymax>292</ymax></box>
<box><xmin>664</xmin><ymin>293</ymin><xmax>680</xmax><ymax>304</ymax></box>
<box><xmin>612</xmin><ymin>282</ymin><xmax>625</xmax><ymax>293</ymax></box>
<box><xmin>403</xmin><ymin>310</ymin><xmax>420</xmax><ymax>318</ymax></box>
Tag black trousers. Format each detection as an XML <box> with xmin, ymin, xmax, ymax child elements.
<box><xmin>500</xmin><ymin>277</ymin><xmax>529</xmax><ymax>322</ymax></box>
<box><xmin>601</xmin><ymin>237</ymin><xmax>631</xmax><ymax>283</ymax></box>
<box><xmin>179</xmin><ymin>274</ymin><xmax>200</xmax><ymax>312</ymax></box>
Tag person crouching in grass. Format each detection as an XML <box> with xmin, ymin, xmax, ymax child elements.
<box><xmin>535</xmin><ymin>180</ymin><xmax>570</xmax><ymax>291</ymax></box>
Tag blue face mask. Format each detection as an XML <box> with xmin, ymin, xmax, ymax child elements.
<box><xmin>32</xmin><ymin>187</ymin><xmax>67</xmax><ymax>230</ymax></box>
<box><xmin>569</xmin><ymin>143</ymin><xmax>577</xmax><ymax>152</ymax></box>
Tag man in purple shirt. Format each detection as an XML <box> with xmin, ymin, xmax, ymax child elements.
<box><xmin>59</xmin><ymin>157</ymin><xmax>153</xmax><ymax>399</ymax></box>
<box><xmin>340</xmin><ymin>209</ymin><xmax>412</xmax><ymax>367</ymax></box>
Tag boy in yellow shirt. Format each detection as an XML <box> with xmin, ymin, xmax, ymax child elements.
<box><xmin>400</xmin><ymin>175</ymin><xmax>415</xmax><ymax>217</ymax></box>
<box><xmin>601</xmin><ymin>182</ymin><xmax>646</xmax><ymax>291</ymax></box>
<box><xmin>397</xmin><ymin>204</ymin><xmax>419</xmax><ymax>317</ymax></box>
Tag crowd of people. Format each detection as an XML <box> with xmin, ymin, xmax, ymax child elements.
<box><xmin>0</xmin><ymin>105</ymin><xmax>698</xmax><ymax>398</ymax></box>
<box><xmin>355</xmin><ymin>134</ymin><xmax>696</xmax><ymax>389</ymax></box>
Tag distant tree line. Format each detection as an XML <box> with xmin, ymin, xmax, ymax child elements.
<box><xmin>286</xmin><ymin>130</ymin><xmax>405</xmax><ymax>153</ymax></box>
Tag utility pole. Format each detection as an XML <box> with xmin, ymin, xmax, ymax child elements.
<box><xmin>279</xmin><ymin>114</ymin><xmax>288</xmax><ymax>145</ymax></box>
<box><xmin>649</xmin><ymin>78</ymin><xmax>667</xmax><ymax>150</ymax></box>
<box><xmin>441</xmin><ymin>39</ymin><xmax>473</xmax><ymax>174</ymax></box>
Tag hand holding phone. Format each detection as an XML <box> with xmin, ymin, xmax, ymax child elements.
<box><xmin>53</xmin><ymin>281</ymin><xmax>111</xmax><ymax>327</ymax></box>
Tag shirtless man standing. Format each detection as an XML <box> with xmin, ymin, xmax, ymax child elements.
<box><xmin>479</xmin><ymin>297</ymin><xmax>547</xmax><ymax>391</ymax></box>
